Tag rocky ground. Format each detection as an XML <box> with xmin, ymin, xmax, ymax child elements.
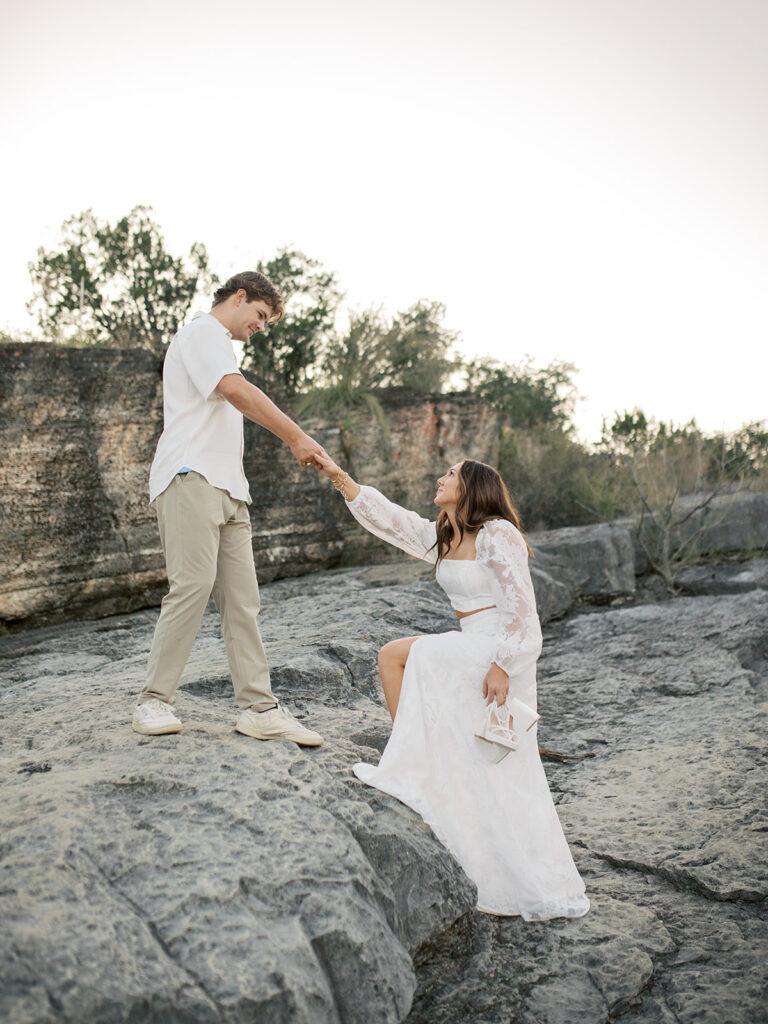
<box><xmin>1</xmin><ymin>561</ymin><xmax>766</xmax><ymax>1023</ymax></box>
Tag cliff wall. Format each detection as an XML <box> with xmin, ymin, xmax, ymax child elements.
<box><xmin>0</xmin><ymin>343</ymin><xmax>501</xmax><ymax>630</ymax></box>
<box><xmin>3</xmin><ymin>343</ymin><xmax>767</xmax><ymax>633</ymax></box>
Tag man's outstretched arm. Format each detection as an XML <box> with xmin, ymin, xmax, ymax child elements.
<box><xmin>216</xmin><ymin>373</ymin><xmax>323</xmax><ymax>465</ymax></box>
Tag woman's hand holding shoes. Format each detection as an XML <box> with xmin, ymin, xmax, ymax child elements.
<box><xmin>482</xmin><ymin>663</ymin><xmax>509</xmax><ymax>706</ymax></box>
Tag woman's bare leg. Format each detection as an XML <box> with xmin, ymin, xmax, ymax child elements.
<box><xmin>377</xmin><ymin>636</ymin><xmax>421</xmax><ymax>720</ymax></box>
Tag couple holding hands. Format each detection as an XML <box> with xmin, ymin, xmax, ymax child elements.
<box><xmin>133</xmin><ymin>271</ymin><xmax>589</xmax><ymax>921</ymax></box>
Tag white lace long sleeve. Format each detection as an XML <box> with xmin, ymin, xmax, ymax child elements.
<box><xmin>476</xmin><ymin>518</ymin><xmax>543</xmax><ymax>677</ymax></box>
<box><xmin>345</xmin><ymin>486</ymin><xmax>438</xmax><ymax>563</ymax></box>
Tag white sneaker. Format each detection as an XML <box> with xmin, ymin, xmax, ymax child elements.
<box><xmin>132</xmin><ymin>699</ymin><xmax>182</xmax><ymax>736</ymax></box>
<box><xmin>235</xmin><ymin>704</ymin><xmax>323</xmax><ymax>747</ymax></box>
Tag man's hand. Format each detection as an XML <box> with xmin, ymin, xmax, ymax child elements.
<box><xmin>482</xmin><ymin>662</ymin><xmax>509</xmax><ymax>705</ymax></box>
<box><xmin>290</xmin><ymin>432</ymin><xmax>325</xmax><ymax>467</ymax></box>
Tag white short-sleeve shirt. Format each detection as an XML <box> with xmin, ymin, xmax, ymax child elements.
<box><xmin>149</xmin><ymin>311</ymin><xmax>251</xmax><ymax>503</ymax></box>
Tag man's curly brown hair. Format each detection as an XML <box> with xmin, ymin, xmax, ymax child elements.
<box><xmin>211</xmin><ymin>271</ymin><xmax>285</xmax><ymax>323</ymax></box>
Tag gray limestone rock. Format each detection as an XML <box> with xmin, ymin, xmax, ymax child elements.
<box><xmin>528</xmin><ymin>565</ymin><xmax>575</xmax><ymax>624</ymax></box>
<box><xmin>675</xmin><ymin>556</ymin><xmax>768</xmax><ymax>596</ymax></box>
<box><xmin>1</xmin><ymin>564</ymin><xmax>767</xmax><ymax>1023</ymax></box>
<box><xmin>679</xmin><ymin>490</ymin><xmax>768</xmax><ymax>558</ymax></box>
<box><xmin>0</xmin><ymin>572</ymin><xmax>472</xmax><ymax>1024</ymax></box>
<box><xmin>627</xmin><ymin>491</ymin><xmax>768</xmax><ymax>577</ymax></box>
<box><xmin>531</xmin><ymin>522</ymin><xmax>637</xmax><ymax>601</ymax></box>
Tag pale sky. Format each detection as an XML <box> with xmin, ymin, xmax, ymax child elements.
<box><xmin>2</xmin><ymin>0</ymin><xmax>766</xmax><ymax>441</ymax></box>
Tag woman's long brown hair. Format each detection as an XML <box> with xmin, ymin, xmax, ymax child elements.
<box><xmin>432</xmin><ymin>459</ymin><xmax>533</xmax><ymax>563</ymax></box>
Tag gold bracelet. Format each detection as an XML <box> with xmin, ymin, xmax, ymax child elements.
<box><xmin>332</xmin><ymin>469</ymin><xmax>350</xmax><ymax>498</ymax></box>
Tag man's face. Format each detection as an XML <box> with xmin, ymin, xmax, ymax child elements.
<box><xmin>230</xmin><ymin>293</ymin><xmax>273</xmax><ymax>343</ymax></box>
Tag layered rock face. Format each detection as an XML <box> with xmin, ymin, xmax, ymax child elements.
<box><xmin>3</xmin><ymin>342</ymin><xmax>768</xmax><ymax>634</ymax></box>
<box><xmin>1</xmin><ymin>560</ymin><xmax>766</xmax><ymax>1023</ymax></box>
<box><xmin>0</xmin><ymin>344</ymin><xmax>166</xmax><ymax>627</ymax></box>
<box><xmin>0</xmin><ymin>343</ymin><xmax>501</xmax><ymax>630</ymax></box>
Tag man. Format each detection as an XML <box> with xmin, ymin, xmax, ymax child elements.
<box><xmin>132</xmin><ymin>271</ymin><xmax>323</xmax><ymax>746</ymax></box>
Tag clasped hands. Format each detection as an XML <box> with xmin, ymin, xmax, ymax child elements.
<box><xmin>289</xmin><ymin>433</ymin><xmax>326</xmax><ymax>467</ymax></box>
<box><xmin>289</xmin><ymin>436</ymin><xmax>341</xmax><ymax>480</ymax></box>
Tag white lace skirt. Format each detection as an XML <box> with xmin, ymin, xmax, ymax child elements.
<box><xmin>354</xmin><ymin>610</ymin><xmax>590</xmax><ymax>920</ymax></box>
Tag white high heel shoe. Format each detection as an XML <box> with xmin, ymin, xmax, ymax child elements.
<box><xmin>474</xmin><ymin>697</ymin><xmax>540</xmax><ymax>764</ymax></box>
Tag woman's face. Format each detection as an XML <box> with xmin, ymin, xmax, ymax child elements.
<box><xmin>435</xmin><ymin>462</ymin><xmax>463</xmax><ymax>508</ymax></box>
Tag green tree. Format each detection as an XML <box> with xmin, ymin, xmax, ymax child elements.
<box><xmin>705</xmin><ymin>421</ymin><xmax>768</xmax><ymax>483</ymax></box>
<box><xmin>374</xmin><ymin>300</ymin><xmax>461</xmax><ymax>391</ymax></box>
<box><xmin>315</xmin><ymin>300</ymin><xmax>460</xmax><ymax>403</ymax></box>
<box><xmin>600</xmin><ymin>411</ymin><xmax>724</xmax><ymax>591</ymax></box>
<box><xmin>312</xmin><ymin>307</ymin><xmax>388</xmax><ymax>408</ymax></box>
<box><xmin>240</xmin><ymin>248</ymin><xmax>342</xmax><ymax>394</ymax></box>
<box><xmin>495</xmin><ymin>426</ymin><xmax>636</xmax><ymax>530</ymax></box>
<box><xmin>28</xmin><ymin>206</ymin><xmax>213</xmax><ymax>353</ymax></box>
<box><xmin>460</xmin><ymin>358</ymin><xmax>582</xmax><ymax>526</ymax></box>
<box><xmin>464</xmin><ymin>357</ymin><xmax>578</xmax><ymax>431</ymax></box>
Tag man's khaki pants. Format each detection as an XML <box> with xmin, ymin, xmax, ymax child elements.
<box><xmin>139</xmin><ymin>472</ymin><xmax>276</xmax><ymax>711</ymax></box>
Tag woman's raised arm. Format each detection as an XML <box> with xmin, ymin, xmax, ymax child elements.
<box><xmin>313</xmin><ymin>452</ymin><xmax>437</xmax><ymax>563</ymax></box>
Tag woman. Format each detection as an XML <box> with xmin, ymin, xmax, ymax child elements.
<box><xmin>313</xmin><ymin>453</ymin><xmax>589</xmax><ymax>921</ymax></box>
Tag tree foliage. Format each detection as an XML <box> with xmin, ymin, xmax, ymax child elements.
<box><xmin>464</xmin><ymin>357</ymin><xmax>578</xmax><ymax>432</ymax></box>
<box><xmin>27</xmin><ymin>206</ymin><xmax>212</xmax><ymax>353</ymax></box>
<box><xmin>240</xmin><ymin>249</ymin><xmax>342</xmax><ymax>394</ymax></box>
<box><xmin>600</xmin><ymin>410</ymin><xmax>731</xmax><ymax>590</ymax></box>
<box><xmin>299</xmin><ymin>300</ymin><xmax>460</xmax><ymax>413</ymax></box>
<box><xmin>496</xmin><ymin>426</ymin><xmax>636</xmax><ymax>531</ymax></box>
<box><xmin>705</xmin><ymin>422</ymin><xmax>768</xmax><ymax>483</ymax></box>
<box><xmin>602</xmin><ymin>410</ymin><xmax>712</xmax><ymax>497</ymax></box>
<box><xmin>372</xmin><ymin>300</ymin><xmax>461</xmax><ymax>391</ymax></box>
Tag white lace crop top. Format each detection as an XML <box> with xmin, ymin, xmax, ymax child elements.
<box><xmin>433</xmin><ymin>559</ymin><xmax>496</xmax><ymax>612</ymax></box>
<box><xmin>345</xmin><ymin>485</ymin><xmax>543</xmax><ymax>676</ymax></box>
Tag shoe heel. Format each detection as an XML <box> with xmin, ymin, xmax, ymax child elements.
<box><xmin>507</xmin><ymin>697</ymin><xmax>540</xmax><ymax>733</ymax></box>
